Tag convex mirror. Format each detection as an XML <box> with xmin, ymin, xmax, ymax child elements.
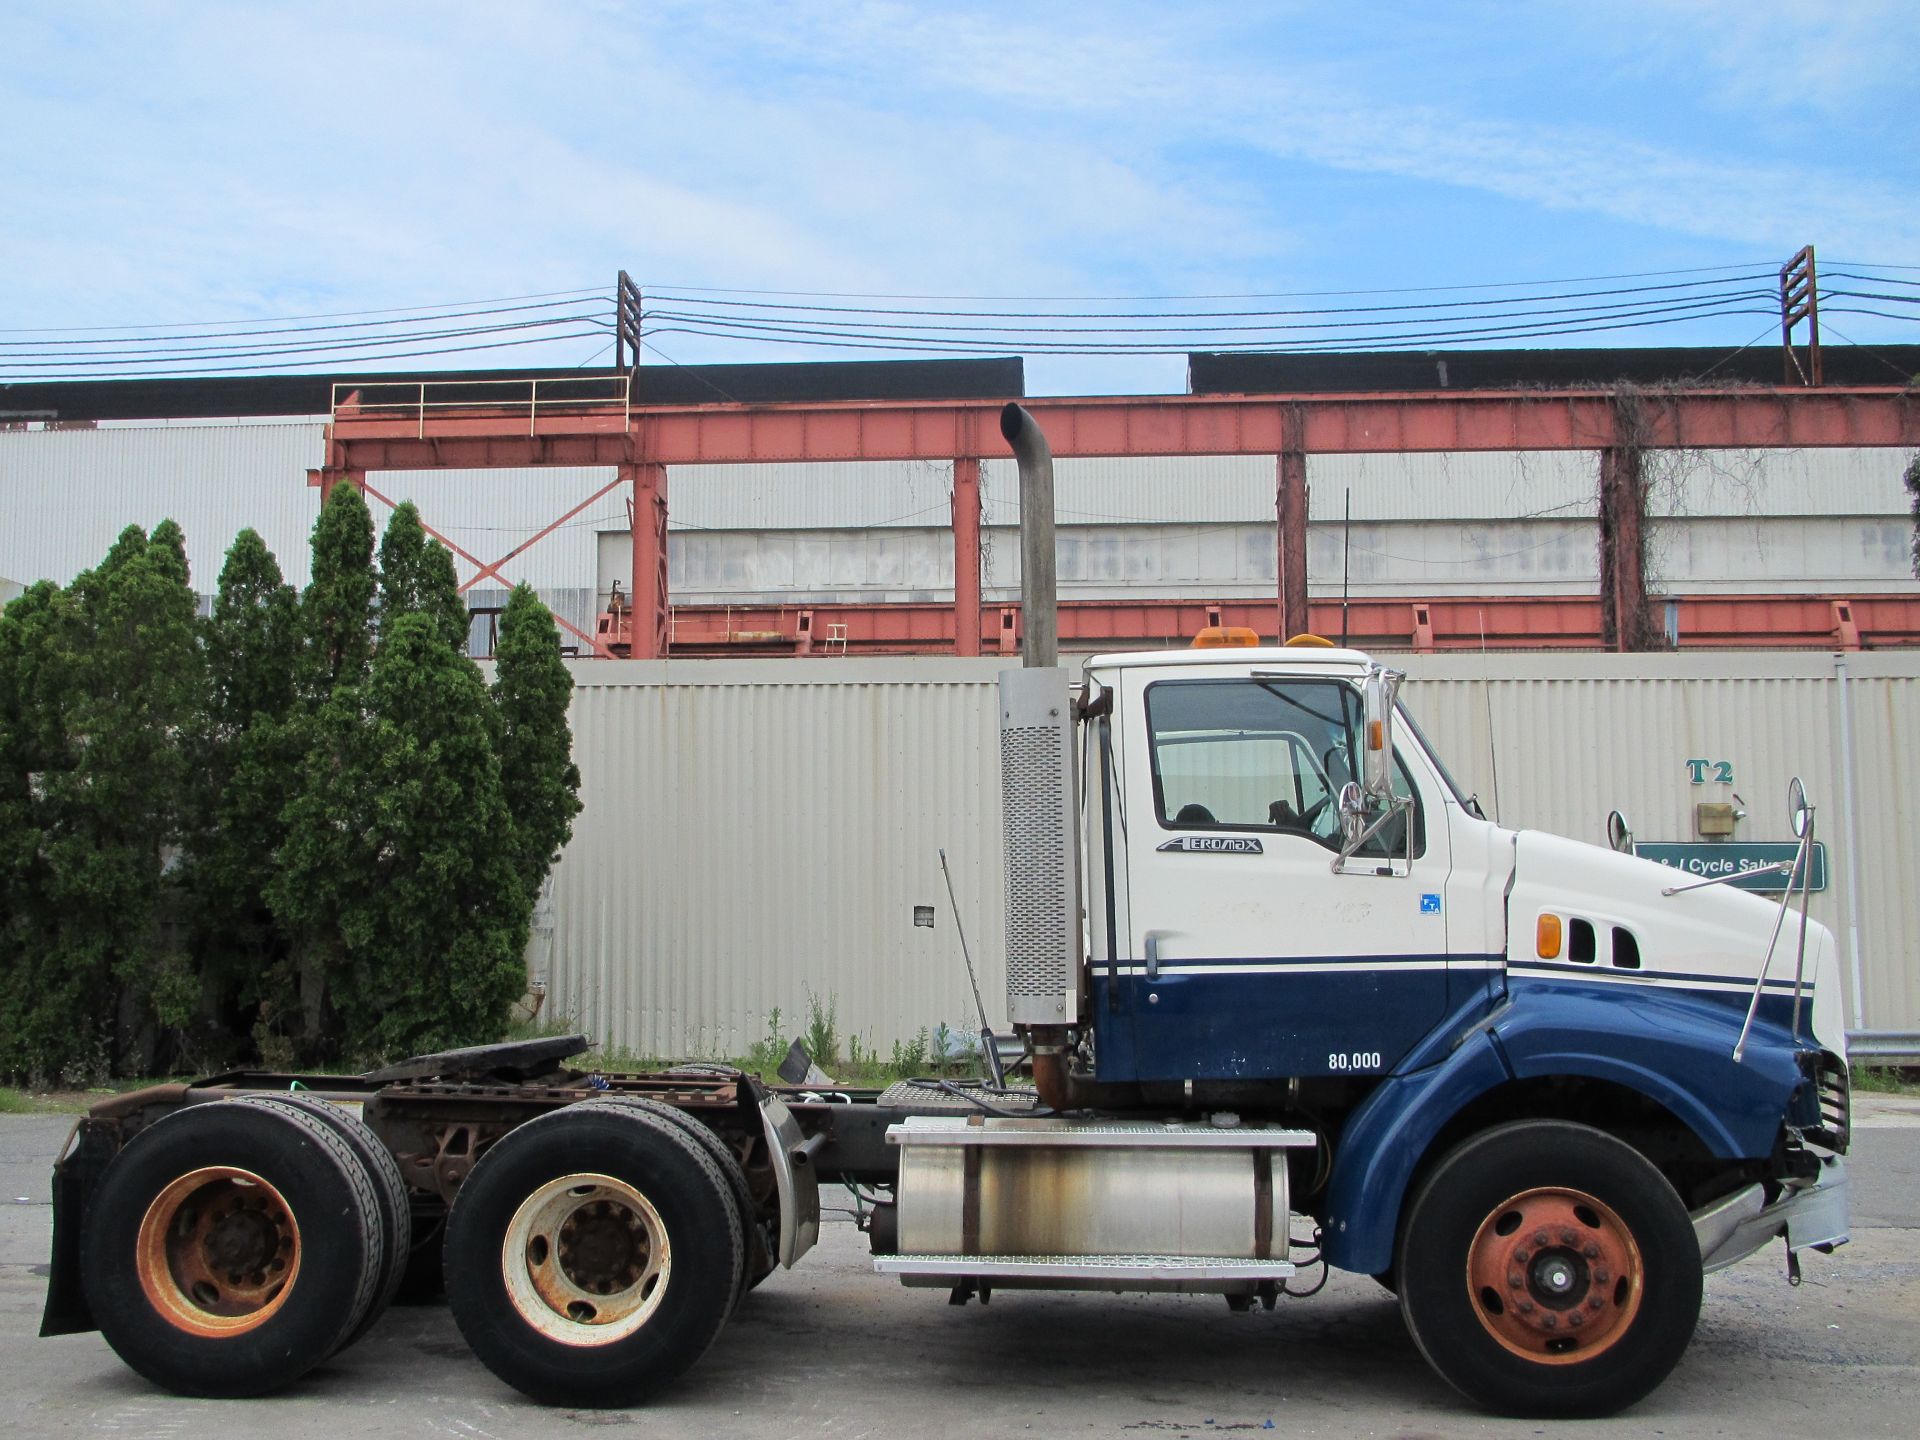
<box><xmin>1787</xmin><ymin>776</ymin><xmax>1812</xmax><ymax>838</ymax></box>
<box><xmin>1360</xmin><ymin>665</ymin><xmax>1403</xmax><ymax>800</ymax></box>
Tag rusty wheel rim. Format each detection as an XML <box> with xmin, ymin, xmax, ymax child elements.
<box><xmin>501</xmin><ymin>1173</ymin><xmax>670</xmax><ymax>1346</ymax></box>
<box><xmin>135</xmin><ymin>1166</ymin><xmax>302</xmax><ymax>1337</ymax></box>
<box><xmin>1465</xmin><ymin>1186</ymin><xmax>1643</xmax><ymax>1364</ymax></box>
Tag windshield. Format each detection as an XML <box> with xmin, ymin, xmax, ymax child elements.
<box><xmin>1396</xmin><ymin>700</ymin><xmax>1475</xmax><ymax>810</ymax></box>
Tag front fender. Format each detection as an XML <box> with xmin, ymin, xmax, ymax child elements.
<box><xmin>1491</xmin><ymin>980</ymin><xmax>1801</xmax><ymax>1159</ymax></box>
<box><xmin>1322</xmin><ymin>1031</ymin><xmax>1511</xmax><ymax>1274</ymax></box>
<box><xmin>1321</xmin><ymin>984</ymin><xmax>1802</xmax><ymax>1276</ymax></box>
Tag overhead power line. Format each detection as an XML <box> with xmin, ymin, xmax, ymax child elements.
<box><xmin>3</xmin><ymin>259</ymin><xmax>1912</xmax><ymax>382</ymax></box>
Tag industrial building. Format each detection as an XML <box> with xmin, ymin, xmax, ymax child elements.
<box><xmin>3</xmin><ymin>350</ymin><xmax>1917</xmax><ymax>1051</ymax></box>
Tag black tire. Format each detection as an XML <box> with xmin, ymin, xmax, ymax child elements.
<box><xmin>445</xmin><ymin>1103</ymin><xmax>745</xmax><ymax>1407</ymax></box>
<box><xmin>1396</xmin><ymin>1120</ymin><xmax>1702</xmax><ymax>1418</ymax></box>
<box><xmin>574</xmin><ymin>1096</ymin><xmax>773</xmax><ymax>1305</ymax></box>
<box><xmin>232</xmin><ymin>1093</ymin><xmax>410</xmax><ymax>1350</ymax></box>
<box><xmin>81</xmin><ymin>1100</ymin><xmax>383</xmax><ymax>1398</ymax></box>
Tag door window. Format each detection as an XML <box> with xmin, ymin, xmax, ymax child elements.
<box><xmin>1145</xmin><ymin>678</ymin><xmax>1422</xmax><ymax>857</ymax></box>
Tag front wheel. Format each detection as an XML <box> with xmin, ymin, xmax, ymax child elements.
<box><xmin>1396</xmin><ymin>1120</ymin><xmax>1702</xmax><ymax>1418</ymax></box>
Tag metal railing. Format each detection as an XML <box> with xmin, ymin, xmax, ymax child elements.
<box><xmin>329</xmin><ymin>374</ymin><xmax>631</xmax><ymax>437</ymax></box>
<box><xmin>1847</xmin><ymin>1032</ymin><xmax>1920</xmax><ymax>1063</ymax></box>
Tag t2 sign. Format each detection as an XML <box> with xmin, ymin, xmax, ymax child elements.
<box><xmin>1686</xmin><ymin>759</ymin><xmax>1734</xmax><ymax>785</ymax></box>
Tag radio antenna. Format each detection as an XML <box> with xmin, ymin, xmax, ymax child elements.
<box><xmin>1481</xmin><ymin>609</ymin><xmax>1503</xmax><ymax>824</ymax></box>
<box><xmin>939</xmin><ymin>848</ymin><xmax>1006</xmax><ymax>1086</ymax></box>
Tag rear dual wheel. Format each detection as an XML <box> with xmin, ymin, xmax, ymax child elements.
<box><xmin>572</xmin><ymin>1095</ymin><xmax>774</xmax><ymax>1305</ymax></box>
<box><xmin>445</xmin><ymin>1103</ymin><xmax>745</xmax><ymax>1408</ymax></box>
<box><xmin>229</xmin><ymin>1093</ymin><xmax>411</xmax><ymax>1351</ymax></box>
<box><xmin>81</xmin><ymin>1100</ymin><xmax>388</xmax><ymax>1397</ymax></box>
<box><xmin>1397</xmin><ymin>1120</ymin><xmax>1702</xmax><ymax>1418</ymax></box>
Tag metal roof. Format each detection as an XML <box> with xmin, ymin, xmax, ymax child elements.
<box><xmin>1188</xmin><ymin>346</ymin><xmax>1920</xmax><ymax>394</ymax></box>
<box><xmin>0</xmin><ymin>357</ymin><xmax>1025</xmax><ymax>423</ymax></box>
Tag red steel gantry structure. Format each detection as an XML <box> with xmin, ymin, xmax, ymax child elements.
<box><xmin>314</xmin><ymin>379</ymin><xmax>1920</xmax><ymax>658</ymax></box>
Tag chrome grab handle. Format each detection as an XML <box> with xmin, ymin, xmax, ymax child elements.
<box><xmin>1143</xmin><ymin>930</ymin><xmax>1171</xmax><ymax>981</ymax></box>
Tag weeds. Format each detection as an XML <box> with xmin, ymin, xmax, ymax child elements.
<box><xmin>1851</xmin><ymin>1063</ymin><xmax>1920</xmax><ymax>1095</ymax></box>
<box><xmin>804</xmin><ymin>992</ymin><xmax>840</xmax><ymax>1072</ymax></box>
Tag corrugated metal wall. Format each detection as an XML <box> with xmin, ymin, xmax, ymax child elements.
<box><xmin>543</xmin><ymin>652</ymin><xmax>1919</xmax><ymax>1057</ymax></box>
<box><xmin>0</xmin><ymin>421</ymin><xmax>326</xmax><ymax>590</ymax></box>
<box><xmin>544</xmin><ymin>658</ymin><xmax>1011</xmax><ymax>1060</ymax></box>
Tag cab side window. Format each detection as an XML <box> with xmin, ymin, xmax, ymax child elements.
<box><xmin>1146</xmin><ymin>678</ymin><xmax>1423</xmax><ymax>857</ymax></box>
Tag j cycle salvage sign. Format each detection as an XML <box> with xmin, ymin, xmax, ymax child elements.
<box><xmin>1635</xmin><ymin>842</ymin><xmax>1828</xmax><ymax>893</ymax></box>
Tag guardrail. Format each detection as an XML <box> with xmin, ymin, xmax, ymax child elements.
<box><xmin>329</xmin><ymin>374</ymin><xmax>630</xmax><ymax>437</ymax></box>
<box><xmin>1848</xmin><ymin>1031</ymin><xmax>1920</xmax><ymax>1063</ymax></box>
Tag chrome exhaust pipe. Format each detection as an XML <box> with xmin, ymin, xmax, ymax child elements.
<box><xmin>1000</xmin><ymin>403</ymin><xmax>1057</xmax><ymax>669</ymax></box>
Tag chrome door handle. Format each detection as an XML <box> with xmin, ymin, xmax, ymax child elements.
<box><xmin>1143</xmin><ymin>930</ymin><xmax>1172</xmax><ymax>981</ymax></box>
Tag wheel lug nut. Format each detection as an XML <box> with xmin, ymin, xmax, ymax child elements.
<box><xmin>1541</xmin><ymin>1315</ymin><xmax>1558</xmax><ymax>1330</ymax></box>
<box><xmin>1514</xmin><ymin>1248</ymin><xmax>1530</xmax><ymax>1264</ymax></box>
<box><xmin>1595</xmin><ymin>1269</ymin><xmax>1610</xmax><ymax>1284</ymax></box>
<box><xmin>1533</xmin><ymin>1230</ymin><xmax>1550</xmax><ymax>1247</ymax></box>
<box><xmin>1516</xmin><ymin>1300</ymin><xmax>1534</xmax><ymax>1314</ymax></box>
<box><xmin>1583</xmin><ymin>1244</ymin><xmax>1600</xmax><ymax>1259</ymax></box>
<box><xmin>1589</xmin><ymin>1296</ymin><xmax>1604</xmax><ymax>1310</ymax></box>
<box><xmin>1508</xmin><ymin>1273</ymin><xmax>1523</xmax><ymax>1288</ymax></box>
<box><xmin>1569</xmin><ymin>1312</ymin><xmax>1585</xmax><ymax>1327</ymax></box>
<box><xmin>1560</xmin><ymin>1229</ymin><xmax>1577</xmax><ymax>1246</ymax></box>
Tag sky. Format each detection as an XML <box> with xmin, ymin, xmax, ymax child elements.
<box><xmin>2</xmin><ymin>0</ymin><xmax>1916</xmax><ymax>395</ymax></box>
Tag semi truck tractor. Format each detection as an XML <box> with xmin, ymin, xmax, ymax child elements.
<box><xmin>39</xmin><ymin>409</ymin><xmax>1850</xmax><ymax>1418</ymax></box>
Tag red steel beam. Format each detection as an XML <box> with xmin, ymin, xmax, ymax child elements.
<box><xmin>592</xmin><ymin>593</ymin><xmax>1920</xmax><ymax>658</ymax></box>
<box><xmin>326</xmin><ymin>388</ymin><xmax>1920</xmax><ymax>471</ymax></box>
<box><xmin>624</xmin><ymin>462</ymin><xmax>669</xmax><ymax>661</ymax></box>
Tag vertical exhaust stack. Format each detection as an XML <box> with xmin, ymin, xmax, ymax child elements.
<box><xmin>1000</xmin><ymin>403</ymin><xmax>1057</xmax><ymax>669</ymax></box>
<box><xmin>996</xmin><ymin>404</ymin><xmax>1082</xmax><ymax>1075</ymax></box>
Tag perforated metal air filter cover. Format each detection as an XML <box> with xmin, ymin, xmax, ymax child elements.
<box><xmin>998</xmin><ymin>667</ymin><xmax>1081</xmax><ymax>1025</ymax></box>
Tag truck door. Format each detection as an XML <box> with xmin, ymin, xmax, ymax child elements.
<box><xmin>1106</xmin><ymin>669</ymin><xmax>1453</xmax><ymax>1083</ymax></box>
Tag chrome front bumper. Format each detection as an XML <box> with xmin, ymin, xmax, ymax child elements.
<box><xmin>1692</xmin><ymin>1155</ymin><xmax>1850</xmax><ymax>1275</ymax></box>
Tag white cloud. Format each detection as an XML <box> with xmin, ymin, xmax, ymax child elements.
<box><xmin>2</xmin><ymin>0</ymin><xmax>1913</xmax><ymax>392</ymax></box>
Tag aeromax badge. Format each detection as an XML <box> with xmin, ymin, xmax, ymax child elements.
<box><xmin>1157</xmin><ymin>836</ymin><xmax>1264</xmax><ymax>854</ymax></box>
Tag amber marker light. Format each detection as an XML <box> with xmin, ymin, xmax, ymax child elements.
<box><xmin>1193</xmin><ymin>626</ymin><xmax>1260</xmax><ymax>648</ymax></box>
<box><xmin>1536</xmin><ymin>914</ymin><xmax>1563</xmax><ymax>959</ymax></box>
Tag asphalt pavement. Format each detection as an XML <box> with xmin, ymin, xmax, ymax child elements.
<box><xmin>2</xmin><ymin>1097</ymin><xmax>1916</xmax><ymax>1439</ymax></box>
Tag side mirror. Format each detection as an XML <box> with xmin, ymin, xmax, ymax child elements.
<box><xmin>1361</xmin><ymin>665</ymin><xmax>1403</xmax><ymax>800</ymax></box>
<box><xmin>1787</xmin><ymin>776</ymin><xmax>1812</xmax><ymax>838</ymax></box>
<box><xmin>1606</xmin><ymin>809</ymin><xmax>1634</xmax><ymax>854</ymax></box>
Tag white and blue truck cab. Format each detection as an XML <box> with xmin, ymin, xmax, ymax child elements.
<box><xmin>960</xmin><ymin>635</ymin><xmax>1851</xmax><ymax>1415</ymax></box>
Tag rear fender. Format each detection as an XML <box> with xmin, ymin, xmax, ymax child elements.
<box><xmin>758</xmin><ymin>1093</ymin><xmax>820</xmax><ymax>1267</ymax></box>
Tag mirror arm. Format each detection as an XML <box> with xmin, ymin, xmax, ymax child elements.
<box><xmin>1331</xmin><ymin>795</ymin><xmax>1414</xmax><ymax>875</ymax></box>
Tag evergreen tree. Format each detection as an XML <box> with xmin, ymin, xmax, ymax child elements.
<box><xmin>329</xmin><ymin>612</ymin><xmax>531</xmax><ymax>1057</ymax></box>
<box><xmin>0</xmin><ymin>526</ymin><xmax>202</xmax><ymax>1079</ymax></box>
<box><xmin>268</xmin><ymin>485</ymin><xmax>379</xmax><ymax>1061</ymax></box>
<box><xmin>0</xmin><ymin>583</ymin><xmax>76</xmax><ymax>1080</ymax></box>
<box><xmin>492</xmin><ymin>584</ymin><xmax>583</xmax><ymax>896</ymax></box>
<box><xmin>184</xmin><ymin>529</ymin><xmax>301</xmax><ymax>1054</ymax></box>
<box><xmin>302</xmin><ymin>483</ymin><xmax>377</xmax><ymax>696</ymax></box>
<box><xmin>379</xmin><ymin>500</ymin><xmax>469</xmax><ymax>652</ymax></box>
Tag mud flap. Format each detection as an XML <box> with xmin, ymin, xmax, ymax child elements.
<box><xmin>39</xmin><ymin>1121</ymin><xmax>115</xmax><ymax>1337</ymax></box>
